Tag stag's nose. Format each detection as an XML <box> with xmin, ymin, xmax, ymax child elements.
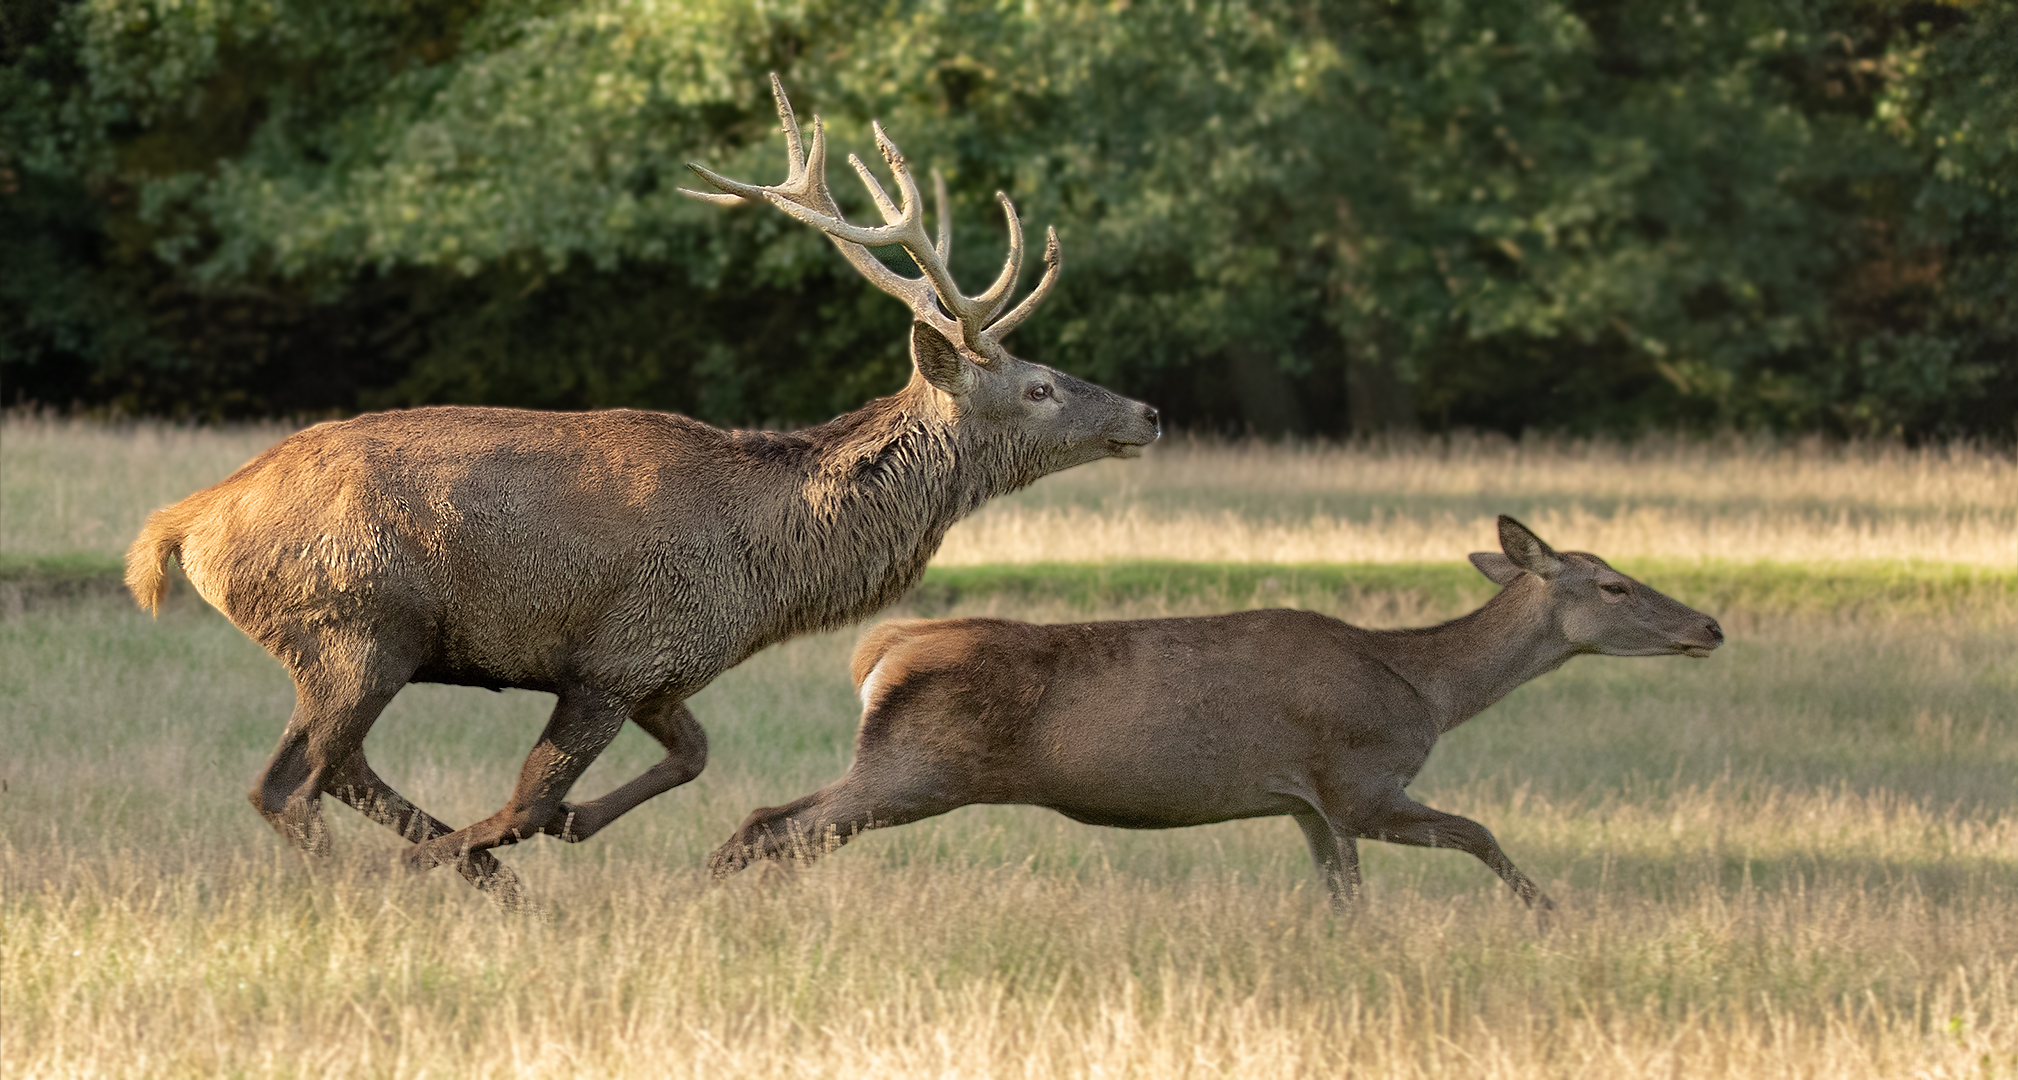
<box><xmin>1704</xmin><ymin>618</ymin><xmax>1724</xmax><ymax>645</ymax></box>
<box><xmin>1142</xmin><ymin>405</ymin><xmax>1161</xmax><ymax>429</ymax></box>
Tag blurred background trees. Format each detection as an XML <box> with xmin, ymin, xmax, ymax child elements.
<box><xmin>2</xmin><ymin>0</ymin><xmax>2012</xmax><ymax>438</ymax></box>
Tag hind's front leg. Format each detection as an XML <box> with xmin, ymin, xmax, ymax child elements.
<box><xmin>1359</xmin><ymin>790</ymin><xmax>1555</xmax><ymax>928</ymax></box>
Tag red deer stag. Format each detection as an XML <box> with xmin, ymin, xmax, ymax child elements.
<box><xmin>712</xmin><ymin>517</ymin><xmax>1722</xmax><ymax>925</ymax></box>
<box><xmin>125</xmin><ymin>76</ymin><xmax>1160</xmax><ymax>906</ymax></box>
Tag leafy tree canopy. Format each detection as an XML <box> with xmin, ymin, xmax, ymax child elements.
<box><xmin>3</xmin><ymin>0</ymin><xmax>2013</xmax><ymax>437</ymax></box>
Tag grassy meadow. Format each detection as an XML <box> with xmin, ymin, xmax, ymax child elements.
<box><xmin>2</xmin><ymin>415</ymin><xmax>2016</xmax><ymax>1078</ymax></box>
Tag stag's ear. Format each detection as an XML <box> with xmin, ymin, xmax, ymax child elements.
<box><xmin>1498</xmin><ymin>515</ymin><xmax>1565</xmax><ymax>579</ymax></box>
<box><xmin>1469</xmin><ymin>553</ymin><xmax>1524</xmax><ymax>586</ymax></box>
<box><xmin>912</xmin><ymin>321</ymin><xmax>976</xmax><ymax>398</ymax></box>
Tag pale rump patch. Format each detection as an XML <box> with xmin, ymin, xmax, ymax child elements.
<box><xmin>858</xmin><ymin>655</ymin><xmax>892</xmax><ymax>710</ymax></box>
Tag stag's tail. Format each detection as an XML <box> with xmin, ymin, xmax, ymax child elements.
<box><xmin>125</xmin><ymin>504</ymin><xmax>193</xmax><ymax>616</ymax></box>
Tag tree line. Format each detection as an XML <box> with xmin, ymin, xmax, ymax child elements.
<box><xmin>3</xmin><ymin>0</ymin><xmax>2013</xmax><ymax>437</ymax></box>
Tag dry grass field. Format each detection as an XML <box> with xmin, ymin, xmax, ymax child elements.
<box><xmin>2</xmin><ymin>414</ymin><xmax>2015</xmax><ymax>1078</ymax></box>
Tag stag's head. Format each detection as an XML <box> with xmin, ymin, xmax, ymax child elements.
<box><xmin>684</xmin><ymin>76</ymin><xmax>1161</xmax><ymax>478</ymax></box>
<box><xmin>1470</xmin><ymin>516</ymin><xmax>1724</xmax><ymax>659</ymax></box>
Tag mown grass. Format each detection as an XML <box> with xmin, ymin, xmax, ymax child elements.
<box><xmin>3</xmin><ymin>418</ymin><xmax>2016</xmax><ymax>1077</ymax></box>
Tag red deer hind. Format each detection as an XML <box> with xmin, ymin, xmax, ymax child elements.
<box><xmin>712</xmin><ymin>517</ymin><xmax>1723</xmax><ymax>927</ymax></box>
<box><xmin>125</xmin><ymin>76</ymin><xmax>1160</xmax><ymax>907</ymax></box>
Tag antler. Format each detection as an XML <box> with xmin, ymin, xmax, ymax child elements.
<box><xmin>681</xmin><ymin>74</ymin><xmax>1060</xmax><ymax>365</ymax></box>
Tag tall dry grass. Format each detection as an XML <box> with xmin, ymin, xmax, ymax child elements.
<box><xmin>3</xmin><ymin>414</ymin><xmax>2012</xmax><ymax>565</ymax></box>
<box><xmin>3</xmin><ymin>417</ymin><xmax>2015</xmax><ymax>1077</ymax></box>
<box><xmin>939</xmin><ymin>434</ymin><xmax>2018</xmax><ymax>566</ymax></box>
<box><xmin>4</xmin><ymin>587</ymin><xmax>2015</xmax><ymax>1078</ymax></box>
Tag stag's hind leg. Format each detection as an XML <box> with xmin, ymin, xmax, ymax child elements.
<box><xmin>325</xmin><ymin>751</ymin><xmax>531</xmax><ymax>903</ymax></box>
<box><xmin>250</xmin><ymin>637</ymin><xmax>415</xmax><ymax>857</ymax></box>
<box><xmin>542</xmin><ymin>697</ymin><xmax>708</xmax><ymax>843</ymax></box>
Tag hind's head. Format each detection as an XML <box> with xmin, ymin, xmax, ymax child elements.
<box><xmin>1470</xmin><ymin>516</ymin><xmax>1724</xmax><ymax>659</ymax></box>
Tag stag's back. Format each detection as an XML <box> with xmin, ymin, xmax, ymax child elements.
<box><xmin>127</xmin><ymin>406</ymin><xmax>763</xmax><ymax>691</ymax></box>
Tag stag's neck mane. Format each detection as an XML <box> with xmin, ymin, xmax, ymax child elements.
<box><xmin>728</xmin><ymin>375</ymin><xmax>1010</xmax><ymax>648</ymax></box>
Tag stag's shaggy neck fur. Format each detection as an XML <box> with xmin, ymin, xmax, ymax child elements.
<box><xmin>728</xmin><ymin>374</ymin><xmax>1046</xmax><ymax>651</ymax></box>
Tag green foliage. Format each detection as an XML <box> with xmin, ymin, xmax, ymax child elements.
<box><xmin>3</xmin><ymin>0</ymin><xmax>2013</xmax><ymax>434</ymax></box>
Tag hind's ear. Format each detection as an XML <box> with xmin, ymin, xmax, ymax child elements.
<box><xmin>1498</xmin><ymin>515</ymin><xmax>1565</xmax><ymax>579</ymax></box>
<box><xmin>1469</xmin><ymin>553</ymin><xmax>1524</xmax><ymax>586</ymax></box>
<box><xmin>912</xmin><ymin>321</ymin><xmax>976</xmax><ymax>397</ymax></box>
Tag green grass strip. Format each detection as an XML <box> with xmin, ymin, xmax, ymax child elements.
<box><xmin>916</xmin><ymin>559</ymin><xmax>2018</xmax><ymax>618</ymax></box>
<box><xmin>0</xmin><ymin>552</ymin><xmax>126</xmax><ymax>582</ymax></box>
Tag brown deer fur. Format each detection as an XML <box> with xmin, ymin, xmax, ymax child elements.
<box><xmin>127</xmin><ymin>91</ymin><xmax>1160</xmax><ymax>905</ymax></box>
<box><xmin>712</xmin><ymin>517</ymin><xmax>1722</xmax><ymax>923</ymax></box>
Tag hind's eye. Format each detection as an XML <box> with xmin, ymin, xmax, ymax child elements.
<box><xmin>1026</xmin><ymin>384</ymin><xmax>1053</xmax><ymax>402</ymax></box>
<box><xmin>1600</xmin><ymin>582</ymin><xmax>1629</xmax><ymax>596</ymax></box>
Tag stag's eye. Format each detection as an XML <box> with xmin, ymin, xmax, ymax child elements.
<box><xmin>1026</xmin><ymin>384</ymin><xmax>1053</xmax><ymax>402</ymax></box>
<box><xmin>1600</xmin><ymin>581</ymin><xmax>1629</xmax><ymax>596</ymax></box>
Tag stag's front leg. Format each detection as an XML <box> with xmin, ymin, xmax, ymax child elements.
<box><xmin>542</xmin><ymin>697</ymin><xmax>707</xmax><ymax>843</ymax></box>
<box><xmin>406</xmin><ymin>686</ymin><xmax>627</xmax><ymax>875</ymax></box>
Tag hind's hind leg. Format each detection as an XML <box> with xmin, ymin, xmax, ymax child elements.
<box><xmin>249</xmin><ymin>634</ymin><xmax>415</xmax><ymax>856</ymax></box>
<box><xmin>708</xmin><ymin>767</ymin><xmax>968</xmax><ymax>876</ymax></box>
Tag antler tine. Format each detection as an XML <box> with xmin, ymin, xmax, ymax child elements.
<box><xmin>848</xmin><ymin>153</ymin><xmax>904</xmax><ymax>225</ymax></box>
<box><xmin>970</xmin><ymin>192</ymin><xmax>1025</xmax><ymax>325</ymax></box>
<box><xmin>981</xmin><ymin>226</ymin><xmax>1061</xmax><ymax>344</ymax></box>
<box><xmin>800</xmin><ymin>116</ymin><xmax>832</xmax><ymax>209</ymax></box>
<box><xmin>681</xmin><ymin>188</ymin><xmax>746</xmax><ymax>207</ymax></box>
<box><xmin>863</xmin><ymin>121</ymin><xmax>992</xmax><ymax>342</ymax></box>
<box><xmin>827</xmin><ymin>241</ymin><xmax>969</xmax><ymax>347</ymax></box>
<box><xmin>770</xmin><ymin>72</ymin><xmax>806</xmax><ymax>185</ymax></box>
<box><xmin>685</xmin><ymin>75</ymin><xmax>1065</xmax><ymax>363</ymax></box>
<box><xmin>681</xmin><ymin>77</ymin><xmax>844</xmax><ymax>217</ymax></box>
<box><xmin>932</xmin><ymin>170</ymin><xmax>952</xmax><ymax>263</ymax></box>
<box><xmin>680</xmin><ymin>75</ymin><xmax>819</xmax><ymax>207</ymax></box>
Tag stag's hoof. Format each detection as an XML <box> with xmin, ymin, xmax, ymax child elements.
<box><xmin>538</xmin><ymin>804</ymin><xmax>588</xmax><ymax>842</ymax></box>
